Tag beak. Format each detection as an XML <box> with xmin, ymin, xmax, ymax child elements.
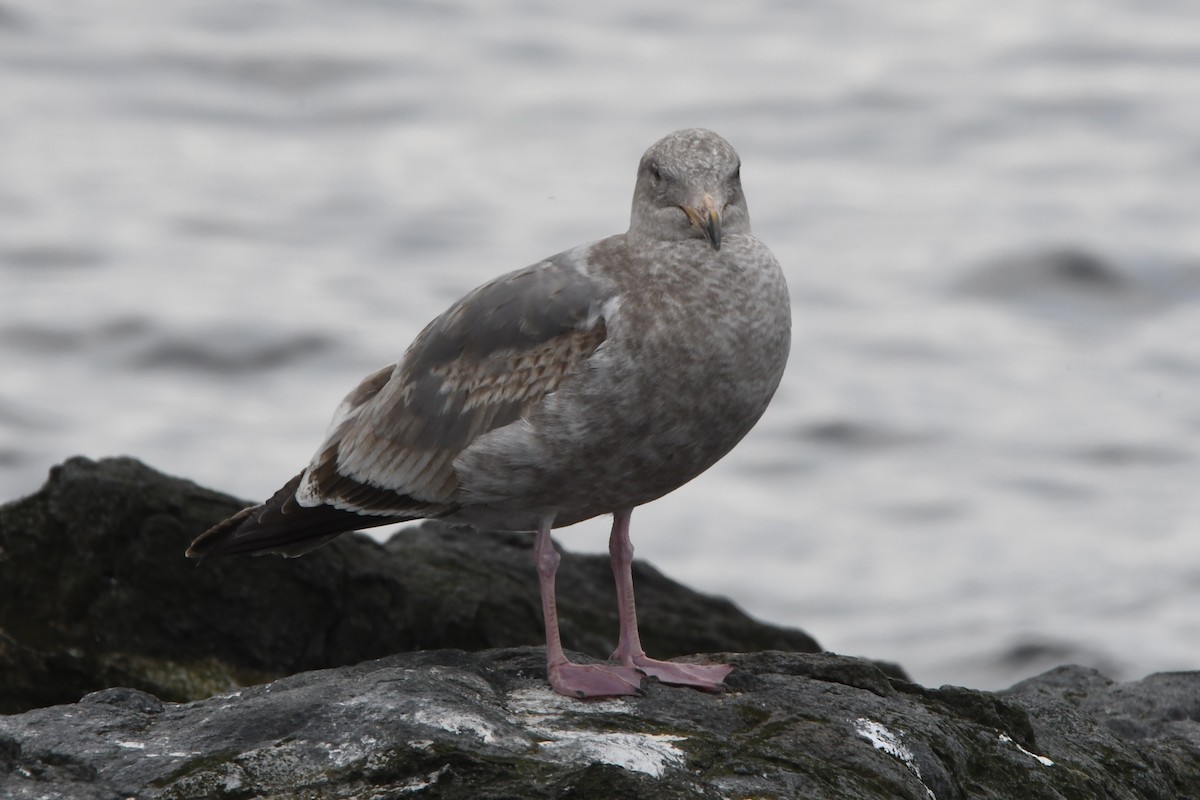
<box><xmin>683</xmin><ymin>193</ymin><xmax>722</xmax><ymax>251</ymax></box>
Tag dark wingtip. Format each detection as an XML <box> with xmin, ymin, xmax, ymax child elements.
<box><xmin>186</xmin><ymin>504</ymin><xmax>260</xmax><ymax>561</ymax></box>
<box><xmin>185</xmin><ymin>469</ymin><xmax>444</xmax><ymax>561</ymax></box>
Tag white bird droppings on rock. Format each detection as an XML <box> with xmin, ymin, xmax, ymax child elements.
<box><xmin>410</xmin><ymin>706</ymin><xmax>504</xmax><ymax>745</ymax></box>
<box><xmin>854</xmin><ymin>718</ymin><xmax>936</xmax><ymax>800</ymax></box>
<box><xmin>506</xmin><ymin>686</ymin><xmax>687</xmax><ymax>778</ymax></box>
<box><xmin>538</xmin><ymin>731</ymin><xmax>687</xmax><ymax>778</ymax></box>
<box><xmin>395</xmin><ymin>764</ymin><xmax>451</xmax><ymax>795</ymax></box>
<box><xmin>999</xmin><ymin>732</ymin><xmax>1055</xmax><ymax>766</ymax></box>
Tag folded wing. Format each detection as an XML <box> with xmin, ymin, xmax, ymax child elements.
<box><xmin>188</xmin><ymin>256</ymin><xmax>614</xmax><ymax>559</ymax></box>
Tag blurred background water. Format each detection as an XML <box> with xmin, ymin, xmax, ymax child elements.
<box><xmin>2</xmin><ymin>0</ymin><xmax>1199</xmax><ymax>690</ymax></box>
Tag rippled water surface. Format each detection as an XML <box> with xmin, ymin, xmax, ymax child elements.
<box><xmin>3</xmin><ymin>0</ymin><xmax>1200</xmax><ymax>689</ymax></box>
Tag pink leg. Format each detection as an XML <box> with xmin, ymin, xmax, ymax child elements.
<box><xmin>534</xmin><ymin>517</ymin><xmax>643</xmax><ymax>698</ymax></box>
<box><xmin>608</xmin><ymin>509</ymin><xmax>734</xmax><ymax>691</ymax></box>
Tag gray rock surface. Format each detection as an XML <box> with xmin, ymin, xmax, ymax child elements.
<box><xmin>0</xmin><ymin>456</ymin><xmax>819</xmax><ymax>713</ymax></box>
<box><xmin>2</xmin><ymin>650</ymin><xmax>1198</xmax><ymax>799</ymax></box>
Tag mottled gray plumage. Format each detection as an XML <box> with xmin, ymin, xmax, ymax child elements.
<box><xmin>188</xmin><ymin>129</ymin><xmax>790</xmax><ymax>697</ymax></box>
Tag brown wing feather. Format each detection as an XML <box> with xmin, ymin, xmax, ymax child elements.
<box><xmin>188</xmin><ymin>253</ymin><xmax>615</xmax><ymax>559</ymax></box>
<box><xmin>301</xmin><ymin>257</ymin><xmax>613</xmax><ymax>516</ymax></box>
<box><xmin>311</xmin><ymin>320</ymin><xmax>607</xmax><ymax>512</ymax></box>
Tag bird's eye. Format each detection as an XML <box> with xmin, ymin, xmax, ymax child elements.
<box><xmin>648</xmin><ymin>163</ymin><xmax>662</xmax><ymax>183</ymax></box>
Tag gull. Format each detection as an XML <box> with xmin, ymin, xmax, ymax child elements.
<box><xmin>188</xmin><ymin>128</ymin><xmax>791</xmax><ymax>698</ymax></box>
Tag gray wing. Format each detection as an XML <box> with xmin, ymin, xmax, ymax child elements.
<box><xmin>296</xmin><ymin>254</ymin><xmax>615</xmax><ymax>518</ymax></box>
<box><xmin>188</xmin><ymin>253</ymin><xmax>616</xmax><ymax>560</ymax></box>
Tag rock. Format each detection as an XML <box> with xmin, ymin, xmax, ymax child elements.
<box><xmin>0</xmin><ymin>456</ymin><xmax>819</xmax><ymax>713</ymax></box>
<box><xmin>1</xmin><ymin>650</ymin><xmax>1198</xmax><ymax>799</ymax></box>
<box><xmin>2</xmin><ymin>457</ymin><xmax>1198</xmax><ymax>797</ymax></box>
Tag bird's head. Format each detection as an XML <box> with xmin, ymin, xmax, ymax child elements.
<box><xmin>629</xmin><ymin>128</ymin><xmax>750</xmax><ymax>251</ymax></box>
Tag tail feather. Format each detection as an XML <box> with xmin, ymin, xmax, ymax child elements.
<box><xmin>186</xmin><ymin>473</ymin><xmax>419</xmax><ymax>559</ymax></box>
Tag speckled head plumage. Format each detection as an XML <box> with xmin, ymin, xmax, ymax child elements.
<box><xmin>629</xmin><ymin>128</ymin><xmax>750</xmax><ymax>250</ymax></box>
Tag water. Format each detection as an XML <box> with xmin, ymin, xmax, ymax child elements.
<box><xmin>3</xmin><ymin>0</ymin><xmax>1199</xmax><ymax>690</ymax></box>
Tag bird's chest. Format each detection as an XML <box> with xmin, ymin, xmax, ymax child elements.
<box><xmin>595</xmin><ymin>272</ymin><xmax>786</xmax><ymax>448</ymax></box>
<box><xmin>624</xmin><ymin>258</ymin><xmax>783</xmax><ymax>378</ymax></box>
